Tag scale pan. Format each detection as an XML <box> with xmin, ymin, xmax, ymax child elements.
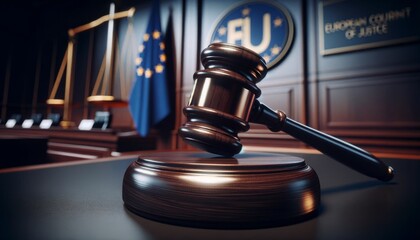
<box><xmin>87</xmin><ymin>95</ymin><xmax>128</xmax><ymax>107</ymax></box>
<box><xmin>46</xmin><ymin>98</ymin><xmax>65</xmax><ymax>106</ymax></box>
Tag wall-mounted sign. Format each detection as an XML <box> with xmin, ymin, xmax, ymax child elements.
<box><xmin>210</xmin><ymin>1</ymin><xmax>294</xmax><ymax>69</ymax></box>
<box><xmin>319</xmin><ymin>0</ymin><xmax>420</xmax><ymax>55</ymax></box>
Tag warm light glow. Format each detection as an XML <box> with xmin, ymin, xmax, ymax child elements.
<box><xmin>87</xmin><ymin>95</ymin><xmax>115</xmax><ymax>102</ymax></box>
<box><xmin>46</xmin><ymin>98</ymin><xmax>65</xmax><ymax>105</ymax></box>
<box><xmin>128</xmin><ymin>7</ymin><xmax>135</xmax><ymax>17</ymax></box>
<box><xmin>179</xmin><ymin>174</ymin><xmax>235</xmax><ymax>185</ymax></box>
<box><xmin>60</xmin><ymin>120</ymin><xmax>75</xmax><ymax>128</ymax></box>
<box><xmin>302</xmin><ymin>191</ymin><xmax>315</xmax><ymax>213</ymax></box>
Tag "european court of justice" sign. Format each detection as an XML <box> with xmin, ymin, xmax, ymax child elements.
<box><xmin>319</xmin><ymin>0</ymin><xmax>420</xmax><ymax>55</ymax></box>
<box><xmin>210</xmin><ymin>1</ymin><xmax>294</xmax><ymax>69</ymax></box>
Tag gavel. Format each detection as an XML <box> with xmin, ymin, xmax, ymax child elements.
<box><xmin>179</xmin><ymin>42</ymin><xmax>394</xmax><ymax>182</ymax></box>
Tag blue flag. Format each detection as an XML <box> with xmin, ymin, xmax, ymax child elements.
<box><xmin>129</xmin><ymin>1</ymin><xmax>170</xmax><ymax>136</ymax></box>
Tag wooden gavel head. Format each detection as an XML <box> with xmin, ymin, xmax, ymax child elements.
<box><xmin>179</xmin><ymin>43</ymin><xmax>267</xmax><ymax>156</ymax></box>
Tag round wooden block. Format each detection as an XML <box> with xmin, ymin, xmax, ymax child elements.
<box><xmin>122</xmin><ymin>151</ymin><xmax>320</xmax><ymax>229</ymax></box>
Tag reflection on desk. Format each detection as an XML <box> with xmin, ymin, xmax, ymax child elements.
<box><xmin>0</xmin><ymin>152</ymin><xmax>419</xmax><ymax>239</ymax></box>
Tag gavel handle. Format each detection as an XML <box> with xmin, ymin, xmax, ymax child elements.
<box><xmin>250</xmin><ymin>101</ymin><xmax>394</xmax><ymax>182</ymax></box>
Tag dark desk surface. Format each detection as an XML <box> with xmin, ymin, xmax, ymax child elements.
<box><xmin>1</xmin><ymin>152</ymin><xmax>419</xmax><ymax>240</ymax></box>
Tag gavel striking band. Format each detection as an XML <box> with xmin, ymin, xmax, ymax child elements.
<box><xmin>179</xmin><ymin>42</ymin><xmax>394</xmax><ymax>182</ymax></box>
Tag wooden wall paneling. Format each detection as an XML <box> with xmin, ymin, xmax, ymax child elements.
<box><xmin>320</xmin><ymin>76</ymin><xmax>420</xmax><ymax>129</ymax></box>
<box><xmin>164</xmin><ymin>0</ymin><xmax>186</xmax><ymax>149</ymax></box>
<box><xmin>318</xmin><ymin>73</ymin><xmax>420</xmax><ymax>154</ymax></box>
<box><xmin>258</xmin><ymin>84</ymin><xmax>298</xmax><ymax>119</ymax></box>
<box><xmin>181</xmin><ymin>0</ymin><xmax>201</xmax><ymax>89</ymax></box>
<box><xmin>306</xmin><ymin>0</ymin><xmax>321</xmax><ymax>129</ymax></box>
<box><xmin>177</xmin><ymin>0</ymin><xmax>201</xmax><ymax>150</ymax></box>
<box><xmin>309</xmin><ymin>0</ymin><xmax>420</xmax><ymax>156</ymax></box>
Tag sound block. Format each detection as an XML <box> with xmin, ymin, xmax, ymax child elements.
<box><xmin>122</xmin><ymin>151</ymin><xmax>320</xmax><ymax>229</ymax></box>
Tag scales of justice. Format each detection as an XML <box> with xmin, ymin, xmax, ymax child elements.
<box><xmin>46</xmin><ymin>4</ymin><xmax>136</xmax><ymax>127</ymax></box>
<box><xmin>122</xmin><ymin>42</ymin><xmax>394</xmax><ymax>229</ymax></box>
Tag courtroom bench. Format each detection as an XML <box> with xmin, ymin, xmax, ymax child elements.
<box><xmin>0</xmin><ymin>126</ymin><xmax>156</xmax><ymax>163</ymax></box>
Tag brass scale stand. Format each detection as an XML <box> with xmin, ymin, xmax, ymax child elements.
<box><xmin>46</xmin><ymin>4</ymin><xmax>135</xmax><ymax>127</ymax></box>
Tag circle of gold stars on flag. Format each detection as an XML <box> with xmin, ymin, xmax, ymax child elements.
<box><xmin>210</xmin><ymin>1</ymin><xmax>294</xmax><ymax>69</ymax></box>
<box><xmin>135</xmin><ymin>29</ymin><xmax>167</xmax><ymax>79</ymax></box>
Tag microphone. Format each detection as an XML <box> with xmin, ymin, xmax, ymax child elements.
<box><xmin>179</xmin><ymin>42</ymin><xmax>394</xmax><ymax>182</ymax></box>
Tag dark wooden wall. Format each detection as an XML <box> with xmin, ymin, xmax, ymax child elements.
<box><xmin>179</xmin><ymin>0</ymin><xmax>420</xmax><ymax>155</ymax></box>
<box><xmin>305</xmin><ymin>0</ymin><xmax>420</xmax><ymax>155</ymax></box>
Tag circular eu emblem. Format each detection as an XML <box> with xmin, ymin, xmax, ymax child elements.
<box><xmin>210</xmin><ymin>1</ymin><xmax>294</xmax><ymax>69</ymax></box>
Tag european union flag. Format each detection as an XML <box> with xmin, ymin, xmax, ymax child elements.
<box><xmin>129</xmin><ymin>1</ymin><xmax>170</xmax><ymax>136</ymax></box>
